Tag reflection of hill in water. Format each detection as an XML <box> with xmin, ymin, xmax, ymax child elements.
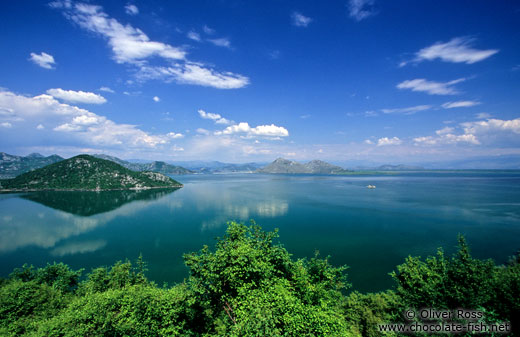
<box><xmin>21</xmin><ymin>188</ymin><xmax>179</xmax><ymax>216</ymax></box>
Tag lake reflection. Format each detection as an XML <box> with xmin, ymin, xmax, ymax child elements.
<box><xmin>1</xmin><ymin>173</ymin><xmax>520</xmax><ymax>292</ymax></box>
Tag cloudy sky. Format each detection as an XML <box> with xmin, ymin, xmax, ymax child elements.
<box><xmin>0</xmin><ymin>0</ymin><xmax>519</xmax><ymax>164</ymax></box>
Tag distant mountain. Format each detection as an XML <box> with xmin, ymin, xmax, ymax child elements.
<box><xmin>0</xmin><ymin>155</ymin><xmax>183</xmax><ymax>191</ymax></box>
<box><xmin>374</xmin><ymin>164</ymin><xmax>424</xmax><ymax>171</ymax></box>
<box><xmin>170</xmin><ymin>160</ymin><xmax>264</xmax><ymax>173</ymax></box>
<box><xmin>0</xmin><ymin>152</ymin><xmax>64</xmax><ymax>178</ymax></box>
<box><xmin>93</xmin><ymin>154</ymin><xmax>193</xmax><ymax>174</ymax></box>
<box><xmin>257</xmin><ymin>158</ymin><xmax>350</xmax><ymax>174</ymax></box>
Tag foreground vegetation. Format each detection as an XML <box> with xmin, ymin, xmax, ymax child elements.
<box><xmin>0</xmin><ymin>222</ymin><xmax>518</xmax><ymax>336</ymax></box>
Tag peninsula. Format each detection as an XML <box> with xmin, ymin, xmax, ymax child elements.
<box><xmin>0</xmin><ymin>155</ymin><xmax>182</xmax><ymax>191</ymax></box>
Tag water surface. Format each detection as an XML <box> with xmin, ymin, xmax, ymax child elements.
<box><xmin>1</xmin><ymin>172</ymin><xmax>519</xmax><ymax>292</ymax></box>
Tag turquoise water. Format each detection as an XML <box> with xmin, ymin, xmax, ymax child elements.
<box><xmin>1</xmin><ymin>172</ymin><xmax>520</xmax><ymax>292</ymax></box>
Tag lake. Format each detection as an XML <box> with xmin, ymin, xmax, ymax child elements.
<box><xmin>1</xmin><ymin>172</ymin><xmax>520</xmax><ymax>293</ymax></box>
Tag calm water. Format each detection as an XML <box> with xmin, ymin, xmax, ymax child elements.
<box><xmin>1</xmin><ymin>172</ymin><xmax>520</xmax><ymax>292</ymax></box>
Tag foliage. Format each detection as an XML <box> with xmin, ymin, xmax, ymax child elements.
<box><xmin>0</xmin><ymin>222</ymin><xmax>519</xmax><ymax>336</ymax></box>
<box><xmin>0</xmin><ymin>154</ymin><xmax>182</xmax><ymax>191</ymax></box>
<box><xmin>391</xmin><ymin>235</ymin><xmax>519</xmax><ymax>331</ymax></box>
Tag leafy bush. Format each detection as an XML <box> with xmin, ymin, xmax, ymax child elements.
<box><xmin>0</xmin><ymin>222</ymin><xmax>518</xmax><ymax>336</ymax></box>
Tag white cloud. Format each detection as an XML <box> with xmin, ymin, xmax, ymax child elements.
<box><xmin>153</xmin><ymin>96</ymin><xmax>160</xmax><ymax>102</ymax></box>
<box><xmin>377</xmin><ymin>137</ymin><xmax>402</xmax><ymax>146</ymax></box>
<box><xmin>442</xmin><ymin>100</ymin><xmax>480</xmax><ymax>109</ymax></box>
<box><xmin>215</xmin><ymin>122</ymin><xmax>289</xmax><ymax>138</ymax></box>
<box><xmin>348</xmin><ymin>0</ymin><xmax>376</xmax><ymax>21</ymax></box>
<box><xmin>364</xmin><ymin>139</ymin><xmax>374</xmax><ymax>145</ymax></box>
<box><xmin>0</xmin><ymin>89</ymin><xmax>182</xmax><ymax>150</ymax></box>
<box><xmin>203</xmin><ymin>25</ymin><xmax>215</xmax><ymax>35</ymax></box>
<box><xmin>397</xmin><ymin>78</ymin><xmax>465</xmax><ymax>95</ymax></box>
<box><xmin>435</xmin><ymin>127</ymin><xmax>454</xmax><ymax>135</ymax></box>
<box><xmin>208</xmin><ymin>38</ymin><xmax>231</xmax><ymax>48</ymax></box>
<box><xmin>476</xmin><ymin>112</ymin><xmax>491</xmax><ymax>119</ymax></box>
<box><xmin>413</xmin><ymin>118</ymin><xmax>520</xmax><ymax>147</ymax></box>
<box><xmin>462</xmin><ymin>118</ymin><xmax>520</xmax><ymax>139</ymax></box>
<box><xmin>137</xmin><ymin>63</ymin><xmax>249</xmax><ymax>89</ymax></box>
<box><xmin>99</xmin><ymin>86</ymin><xmax>115</xmax><ymax>93</ymax></box>
<box><xmin>196</xmin><ymin>128</ymin><xmax>210</xmax><ymax>135</ymax></box>
<box><xmin>1</xmin><ymin>122</ymin><xmax>12</xmax><ymax>128</ymax></box>
<box><xmin>29</xmin><ymin>52</ymin><xmax>56</xmax><ymax>69</ymax></box>
<box><xmin>381</xmin><ymin>105</ymin><xmax>432</xmax><ymax>114</ymax></box>
<box><xmin>125</xmin><ymin>4</ymin><xmax>138</xmax><ymax>15</ymax></box>
<box><xmin>291</xmin><ymin>12</ymin><xmax>312</xmax><ymax>27</ymax></box>
<box><xmin>407</xmin><ymin>37</ymin><xmax>498</xmax><ymax>65</ymax></box>
<box><xmin>198</xmin><ymin>109</ymin><xmax>231</xmax><ymax>125</ymax></box>
<box><xmin>167</xmin><ymin>132</ymin><xmax>183</xmax><ymax>139</ymax></box>
<box><xmin>36</xmin><ymin>124</ymin><xmax>45</xmax><ymax>130</ymax></box>
<box><xmin>187</xmin><ymin>31</ymin><xmax>201</xmax><ymax>42</ymax></box>
<box><xmin>51</xmin><ymin>1</ymin><xmax>249</xmax><ymax>89</ymax></box>
<box><xmin>46</xmin><ymin>88</ymin><xmax>107</xmax><ymax>104</ymax></box>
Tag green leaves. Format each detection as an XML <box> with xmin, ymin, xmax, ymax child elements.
<box><xmin>0</xmin><ymin>224</ymin><xmax>518</xmax><ymax>336</ymax></box>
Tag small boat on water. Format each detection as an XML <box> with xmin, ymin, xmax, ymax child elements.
<box><xmin>367</xmin><ymin>184</ymin><xmax>376</xmax><ymax>189</ymax></box>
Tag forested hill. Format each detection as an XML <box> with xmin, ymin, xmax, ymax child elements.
<box><xmin>0</xmin><ymin>155</ymin><xmax>182</xmax><ymax>191</ymax></box>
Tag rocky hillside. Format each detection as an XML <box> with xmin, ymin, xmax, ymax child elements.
<box><xmin>0</xmin><ymin>155</ymin><xmax>183</xmax><ymax>191</ymax></box>
<box><xmin>0</xmin><ymin>152</ymin><xmax>64</xmax><ymax>178</ymax></box>
<box><xmin>93</xmin><ymin>154</ymin><xmax>193</xmax><ymax>174</ymax></box>
<box><xmin>257</xmin><ymin>158</ymin><xmax>350</xmax><ymax>174</ymax></box>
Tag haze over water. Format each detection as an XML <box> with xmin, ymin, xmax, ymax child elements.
<box><xmin>1</xmin><ymin>172</ymin><xmax>519</xmax><ymax>293</ymax></box>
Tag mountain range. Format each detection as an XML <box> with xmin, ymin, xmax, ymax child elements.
<box><xmin>92</xmin><ymin>154</ymin><xmax>193</xmax><ymax>175</ymax></box>
<box><xmin>0</xmin><ymin>155</ymin><xmax>182</xmax><ymax>191</ymax></box>
<box><xmin>257</xmin><ymin>158</ymin><xmax>351</xmax><ymax>174</ymax></box>
<box><xmin>0</xmin><ymin>152</ymin><xmax>64</xmax><ymax>178</ymax></box>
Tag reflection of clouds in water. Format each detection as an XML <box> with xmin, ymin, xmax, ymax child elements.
<box><xmin>256</xmin><ymin>202</ymin><xmax>288</xmax><ymax>217</ymax></box>
<box><xmin>50</xmin><ymin>240</ymin><xmax>107</xmax><ymax>257</ymax></box>
<box><xmin>0</xmin><ymin>194</ymin><xmax>171</xmax><ymax>253</ymax></box>
<box><xmin>201</xmin><ymin>201</ymin><xmax>289</xmax><ymax>231</ymax></box>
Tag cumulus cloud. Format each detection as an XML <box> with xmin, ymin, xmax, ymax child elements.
<box><xmin>381</xmin><ymin>105</ymin><xmax>432</xmax><ymax>114</ymax></box>
<box><xmin>461</xmin><ymin>118</ymin><xmax>520</xmax><ymax>146</ymax></box>
<box><xmin>377</xmin><ymin>137</ymin><xmax>402</xmax><ymax>146</ymax></box>
<box><xmin>46</xmin><ymin>88</ymin><xmax>107</xmax><ymax>104</ymax></box>
<box><xmin>291</xmin><ymin>12</ymin><xmax>312</xmax><ymax>27</ymax></box>
<box><xmin>403</xmin><ymin>37</ymin><xmax>498</xmax><ymax>66</ymax></box>
<box><xmin>442</xmin><ymin>100</ymin><xmax>480</xmax><ymax>109</ymax></box>
<box><xmin>413</xmin><ymin>118</ymin><xmax>520</xmax><ymax>147</ymax></box>
<box><xmin>29</xmin><ymin>52</ymin><xmax>56</xmax><ymax>69</ymax></box>
<box><xmin>1</xmin><ymin>122</ymin><xmax>12</xmax><ymax>128</ymax></box>
<box><xmin>397</xmin><ymin>78</ymin><xmax>465</xmax><ymax>95</ymax></box>
<box><xmin>0</xmin><ymin>89</ymin><xmax>183</xmax><ymax>150</ymax></box>
<box><xmin>124</xmin><ymin>4</ymin><xmax>138</xmax><ymax>15</ymax></box>
<box><xmin>215</xmin><ymin>122</ymin><xmax>289</xmax><ymax>138</ymax></box>
<box><xmin>348</xmin><ymin>0</ymin><xmax>376</xmax><ymax>21</ymax></box>
<box><xmin>50</xmin><ymin>1</ymin><xmax>249</xmax><ymax>89</ymax></box>
<box><xmin>198</xmin><ymin>109</ymin><xmax>231</xmax><ymax>125</ymax></box>
<box><xmin>153</xmin><ymin>96</ymin><xmax>160</xmax><ymax>102</ymax></box>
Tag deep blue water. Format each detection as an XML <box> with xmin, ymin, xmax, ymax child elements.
<box><xmin>1</xmin><ymin>172</ymin><xmax>519</xmax><ymax>292</ymax></box>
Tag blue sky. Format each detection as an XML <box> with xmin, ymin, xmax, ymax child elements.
<box><xmin>0</xmin><ymin>0</ymin><xmax>519</xmax><ymax>164</ymax></box>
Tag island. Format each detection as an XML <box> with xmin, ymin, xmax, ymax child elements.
<box><xmin>257</xmin><ymin>158</ymin><xmax>352</xmax><ymax>174</ymax></box>
<box><xmin>0</xmin><ymin>154</ymin><xmax>183</xmax><ymax>191</ymax></box>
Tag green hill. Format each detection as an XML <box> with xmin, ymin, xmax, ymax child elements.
<box><xmin>0</xmin><ymin>155</ymin><xmax>183</xmax><ymax>191</ymax></box>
